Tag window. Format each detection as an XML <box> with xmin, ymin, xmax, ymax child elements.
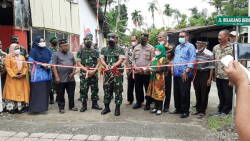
<box><xmin>14</xmin><ymin>0</ymin><xmax>31</xmax><ymax>28</ymax></box>
<box><xmin>45</xmin><ymin>30</ymin><xmax>56</xmax><ymax>47</ymax></box>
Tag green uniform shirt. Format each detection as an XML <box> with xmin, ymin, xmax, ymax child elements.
<box><xmin>100</xmin><ymin>46</ymin><xmax>125</xmax><ymax>66</ymax></box>
<box><xmin>77</xmin><ymin>47</ymin><xmax>99</xmax><ymax>68</ymax></box>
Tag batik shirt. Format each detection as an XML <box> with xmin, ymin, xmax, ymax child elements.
<box><xmin>213</xmin><ymin>44</ymin><xmax>233</xmax><ymax>79</ymax></box>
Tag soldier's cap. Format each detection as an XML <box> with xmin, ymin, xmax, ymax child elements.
<box><xmin>107</xmin><ymin>33</ymin><xmax>118</xmax><ymax>39</ymax></box>
<box><xmin>49</xmin><ymin>36</ymin><xmax>57</xmax><ymax>42</ymax></box>
<box><xmin>11</xmin><ymin>35</ymin><xmax>19</xmax><ymax>41</ymax></box>
<box><xmin>229</xmin><ymin>31</ymin><xmax>237</xmax><ymax>37</ymax></box>
<box><xmin>86</xmin><ymin>33</ymin><xmax>93</xmax><ymax>38</ymax></box>
<box><xmin>58</xmin><ymin>39</ymin><xmax>68</xmax><ymax>46</ymax></box>
<box><xmin>84</xmin><ymin>37</ymin><xmax>92</xmax><ymax>43</ymax></box>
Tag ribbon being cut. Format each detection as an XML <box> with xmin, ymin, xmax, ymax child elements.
<box><xmin>0</xmin><ymin>57</ymin><xmax>220</xmax><ymax>72</ymax></box>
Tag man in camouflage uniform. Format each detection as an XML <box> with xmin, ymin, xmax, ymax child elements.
<box><xmin>100</xmin><ymin>33</ymin><xmax>125</xmax><ymax>116</ymax></box>
<box><xmin>49</xmin><ymin>37</ymin><xmax>59</xmax><ymax>104</ymax></box>
<box><xmin>77</xmin><ymin>37</ymin><xmax>102</xmax><ymax>112</ymax></box>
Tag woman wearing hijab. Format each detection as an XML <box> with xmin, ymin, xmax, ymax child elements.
<box><xmin>3</xmin><ymin>43</ymin><xmax>29</xmax><ymax>113</ymax></box>
<box><xmin>145</xmin><ymin>45</ymin><xmax>167</xmax><ymax>115</ymax></box>
<box><xmin>29</xmin><ymin>36</ymin><xmax>52</xmax><ymax>113</ymax></box>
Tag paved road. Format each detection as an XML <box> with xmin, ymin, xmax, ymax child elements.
<box><xmin>0</xmin><ymin>76</ymin><xmax>221</xmax><ymax>141</ymax></box>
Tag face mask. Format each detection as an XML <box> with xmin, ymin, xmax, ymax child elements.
<box><xmin>155</xmin><ymin>51</ymin><xmax>161</xmax><ymax>56</ymax></box>
<box><xmin>179</xmin><ymin>38</ymin><xmax>186</xmax><ymax>44</ymax></box>
<box><xmin>14</xmin><ymin>49</ymin><xmax>20</xmax><ymax>55</ymax></box>
<box><xmin>108</xmin><ymin>40</ymin><xmax>115</xmax><ymax>47</ymax></box>
<box><xmin>159</xmin><ymin>41</ymin><xmax>165</xmax><ymax>45</ymax></box>
<box><xmin>141</xmin><ymin>40</ymin><xmax>147</xmax><ymax>46</ymax></box>
<box><xmin>51</xmin><ymin>41</ymin><xmax>57</xmax><ymax>46</ymax></box>
<box><xmin>38</xmin><ymin>42</ymin><xmax>46</xmax><ymax>48</ymax></box>
<box><xmin>131</xmin><ymin>42</ymin><xmax>137</xmax><ymax>47</ymax></box>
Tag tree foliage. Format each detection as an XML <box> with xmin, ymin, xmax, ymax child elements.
<box><xmin>148</xmin><ymin>2</ymin><xmax>158</xmax><ymax>28</ymax></box>
<box><xmin>105</xmin><ymin>4</ymin><xmax>129</xmax><ymax>45</ymax></box>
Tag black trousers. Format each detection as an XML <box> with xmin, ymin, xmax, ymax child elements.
<box><xmin>193</xmin><ymin>71</ymin><xmax>211</xmax><ymax>114</ymax></box>
<box><xmin>174</xmin><ymin>77</ymin><xmax>191</xmax><ymax>114</ymax></box>
<box><xmin>216</xmin><ymin>78</ymin><xmax>233</xmax><ymax>114</ymax></box>
<box><xmin>127</xmin><ymin>73</ymin><xmax>135</xmax><ymax>103</ymax></box>
<box><xmin>1</xmin><ymin>73</ymin><xmax>6</xmax><ymax>93</ymax></box>
<box><xmin>57</xmin><ymin>81</ymin><xmax>76</xmax><ymax>110</ymax></box>
<box><xmin>135</xmin><ymin>74</ymin><xmax>150</xmax><ymax>104</ymax></box>
<box><xmin>164</xmin><ymin>74</ymin><xmax>172</xmax><ymax>110</ymax></box>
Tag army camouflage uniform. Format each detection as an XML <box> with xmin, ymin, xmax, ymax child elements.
<box><xmin>0</xmin><ymin>50</ymin><xmax>7</xmax><ymax>92</ymax></box>
<box><xmin>100</xmin><ymin>46</ymin><xmax>125</xmax><ymax>105</ymax></box>
<box><xmin>49</xmin><ymin>46</ymin><xmax>58</xmax><ymax>103</ymax></box>
<box><xmin>77</xmin><ymin>47</ymin><xmax>100</xmax><ymax>102</ymax></box>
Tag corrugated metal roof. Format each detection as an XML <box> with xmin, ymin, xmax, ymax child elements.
<box><xmin>167</xmin><ymin>25</ymin><xmax>232</xmax><ymax>34</ymax></box>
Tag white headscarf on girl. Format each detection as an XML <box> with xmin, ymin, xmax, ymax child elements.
<box><xmin>9</xmin><ymin>43</ymin><xmax>23</xmax><ymax>71</ymax></box>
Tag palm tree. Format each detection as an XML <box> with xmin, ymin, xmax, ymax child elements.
<box><xmin>209</xmin><ymin>0</ymin><xmax>227</xmax><ymax>14</ymax></box>
<box><xmin>131</xmin><ymin>10</ymin><xmax>143</xmax><ymax>30</ymax></box>
<box><xmin>173</xmin><ymin>9</ymin><xmax>181</xmax><ymax>25</ymax></box>
<box><xmin>148</xmin><ymin>2</ymin><xmax>158</xmax><ymax>28</ymax></box>
<box><xmin>163</xmin><ymin>4</ymin><xmax>173</xmax><ymax>27</ymax></box>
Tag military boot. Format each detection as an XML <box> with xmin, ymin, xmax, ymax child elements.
<box><xmin>114</xmin><ymin>104</ymin><xmax>120</xmax><ymax>116</ymax></box>
<box><xmin>92</xmin><ymin>100</ymin><xmax>102</xmax><ymax>110</ymax></box>
<box><xmin>101</xmin><ymin>104</ymin><xmax>110</xmax><ymax>115</ymax></box>
<box><xmin>80</xmin><ymin>100</ymin><xmax>87</xmax><ymax>112</ymax></box>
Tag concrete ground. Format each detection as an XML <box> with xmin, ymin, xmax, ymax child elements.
<box><xmin>0</xmin><ymin>75</ymin><xmax>223</xmax><ymax>141</ymax></box>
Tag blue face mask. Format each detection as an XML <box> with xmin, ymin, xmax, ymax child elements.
<box><xmin>179</xmin><ymin>38</ymin><xmax>186</xmax><ymax>44</ymax></box>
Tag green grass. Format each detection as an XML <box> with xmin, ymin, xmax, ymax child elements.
<box><xmin>207</xmin><ymin>115</ymin><xmax>234</xmax><ymax>131</ymax></box>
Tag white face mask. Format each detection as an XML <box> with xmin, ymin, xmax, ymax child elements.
<box><xmin>131</xmin><ymin>42</ymin><xmax>137</xmax><ymax>46</ymax></box>
<box><xmin>14</xmin><ymin>49</ymin><xmax>20</xmax><ymax>55</ymax></box>
<box><xmin>159</xmin><ymin>41</ymin><xmax>165</xmax><ymax>45</ymax></box>
<box><xmin>38</xmin><ymin>42</ymin><xmax>46</xmax><ymax>48</ymax></box>
<box><xmin>155</xmin><ymin>51</ymin><xmax>161</xmax><ymax>56</ymax></box>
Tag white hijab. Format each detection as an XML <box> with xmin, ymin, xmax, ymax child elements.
<box><xmin>9</xmin><ymin>43</ymin><xmax>23</xmax><ymax>71</ymax></box>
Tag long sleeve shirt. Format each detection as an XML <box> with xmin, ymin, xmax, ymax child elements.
<box><xmin>173</xmin><ymin>42</ymin><xmax>196</xmax><ymax>77</ymax></box>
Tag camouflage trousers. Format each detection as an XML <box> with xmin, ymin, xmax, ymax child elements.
<box><xmin>79</xmin><ymin>74</ymin><xmax>99</xmax><ymax>102</ymax></box>
<box><xmin>103</xmin><ymin>71</ymin><xmax>123</xmax><ymax>105</ymax></box>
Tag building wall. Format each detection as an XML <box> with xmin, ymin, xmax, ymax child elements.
<box><xmin>0</xmin><ymin>26</ymin><xmax>28</xmax><ymax>51</ymax></box>
<box><xmin>79</xmin><ymin>0</ymin><xmax>104</xmax><ymax>48</ymax></box>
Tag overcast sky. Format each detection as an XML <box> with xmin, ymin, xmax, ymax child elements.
<box><xmin>123</xmin><ymin>0</ymin><xmax>216</xmax><ymax>32</ymax></box>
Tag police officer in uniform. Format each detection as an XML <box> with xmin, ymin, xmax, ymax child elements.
<box><xmin>100</xmin><ymin>33</ymin><xmax>125</xmax><ymax>116</ymax></box>
<box><xmin>77</xmin><ymin>37</ymin><xmax>102</xmax><ymax>112</ymax></box>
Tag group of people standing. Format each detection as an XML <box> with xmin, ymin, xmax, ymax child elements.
<box><xmin>125</xmin><ymin>29</ymin><xmax>235</xmax><ymax>118</ymax></box>
<box><xmin>0</xmin><ymin>29</ymin><xmax>236</xmax><ymax>118</ymax></box>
